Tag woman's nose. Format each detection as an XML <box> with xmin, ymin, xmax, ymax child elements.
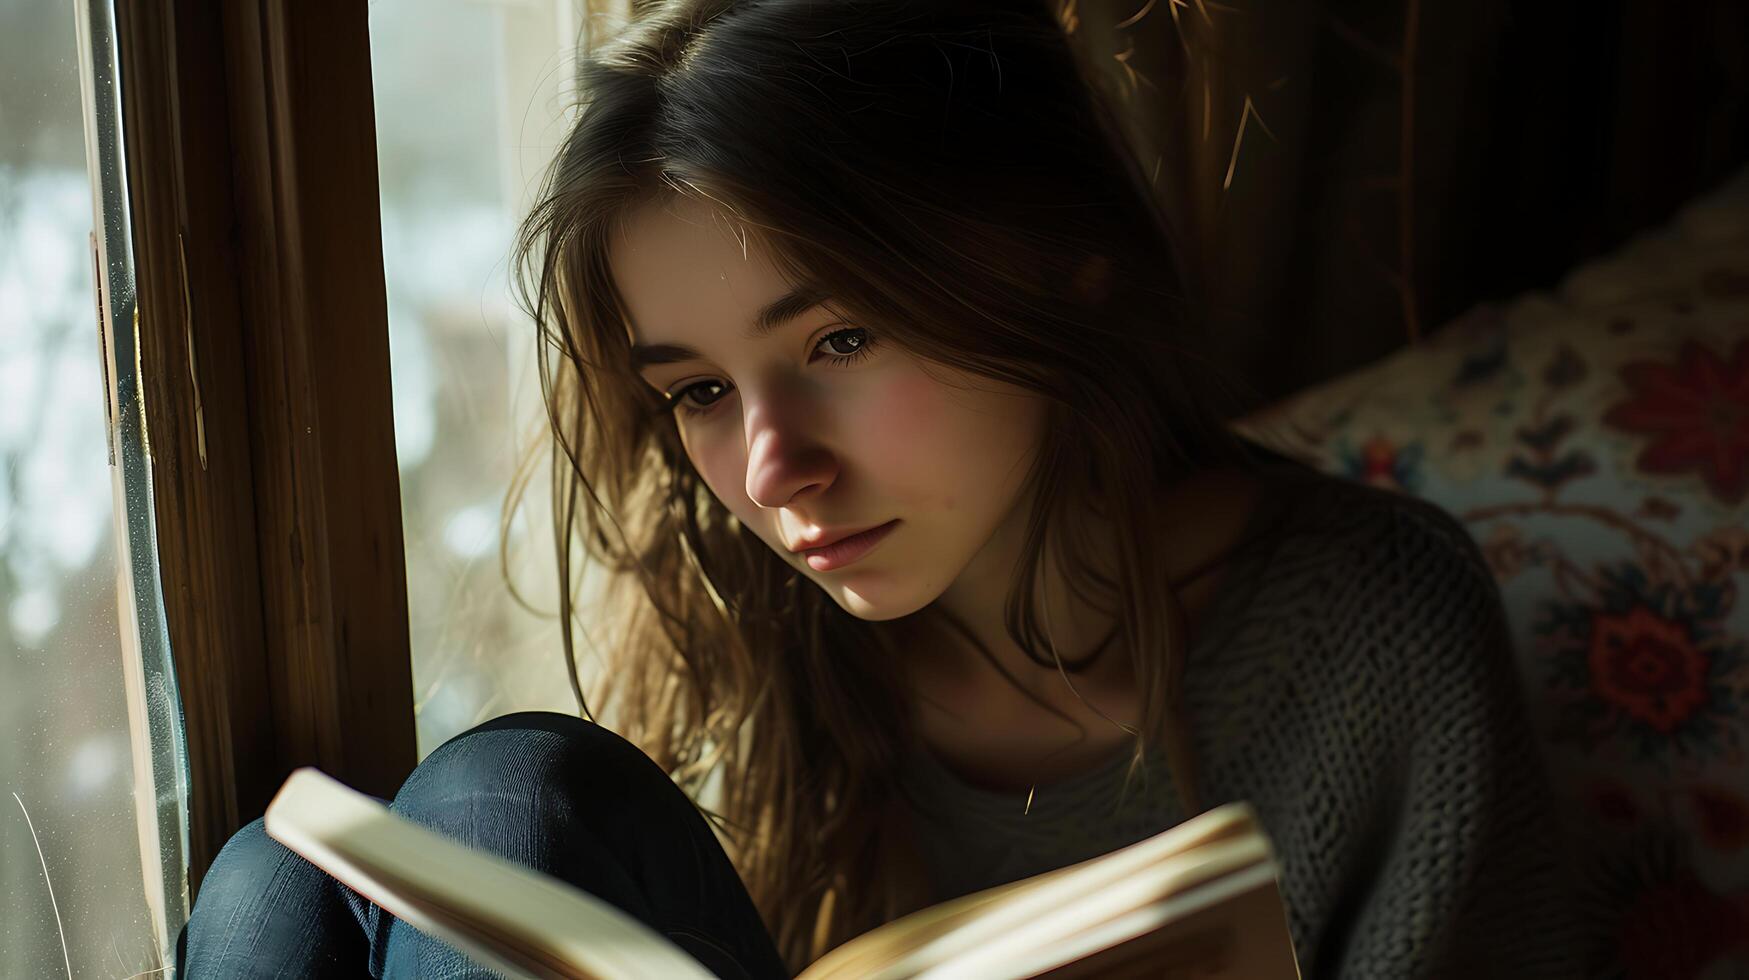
<box><xmin>741</xmin><ymin>386</ymin><xmax>837</xmax><ymax>508</ymax></box>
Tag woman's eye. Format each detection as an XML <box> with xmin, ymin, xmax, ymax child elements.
<box><xmin>673</xmin><ymin>380</ymin><xmax>729</xmax><ymax>410</ymax></box>
<box><xmin>814</xmin><ymin>327</ymin><xmax>872</xmax><ymax>360</ymax></box>
<box><xmin>661</xmin><ymin>327</ymin><xmax>875</xmax><ymax>421</ymax></box>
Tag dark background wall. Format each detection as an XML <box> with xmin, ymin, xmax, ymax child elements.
<box><xmin>1066</xmin><ymin>0</ymin><xmax>1749</xmax><ymax>413</ymax></box>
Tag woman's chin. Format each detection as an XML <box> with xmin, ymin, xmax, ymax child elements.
<box><xmin>820</xmin><ymin>578</ymin><xmax>940</xmax><ymax>622</ymax></box>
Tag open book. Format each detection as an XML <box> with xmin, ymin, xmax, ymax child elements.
<box><xmin>264</xmin><ymin>767</ymin><xmax>1301</xmax><ymax>979</ymax></box>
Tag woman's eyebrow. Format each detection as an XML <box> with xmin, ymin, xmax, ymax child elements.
<box><xmin>629</xmin><ymin>283</ymin><xmax>830</xmax><ymax>369</ymax></box>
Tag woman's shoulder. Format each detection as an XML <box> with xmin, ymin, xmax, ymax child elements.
<box><xmin>1243</xmin><ymin>462</ymin><xmax>1512</xmax><ymax>684</ymax></box>
<box><xmin>1283</xmin><ymin>471</ymin><xmax>1496</xmax><ymax>605</ymax></box>
<box><xmin>1234</xmin><ymin>442</ymin><xmax>1491</xmax><ymax>584</ymax></box>
<box><xmin>1198</xmin><ymin>462</ymin><xmax>1520</xmax><ymax>762</ymax></box>
<box><xmin>1222</xmin><ymin>450</ymin><xmax>1503</xmax><ymax>643</ymax></box>
<box><xmin>1177</xmin><ymin>440</ymin><xmax>1508</xmax><ymax>679</ymax></box>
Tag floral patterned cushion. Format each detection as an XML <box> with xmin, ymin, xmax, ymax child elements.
<box><xmin>1230</xmin><ymin>167</ymin><xmax>1749</xmax><ymax>979</ymax></box>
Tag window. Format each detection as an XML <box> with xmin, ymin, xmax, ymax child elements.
<box><xmin>2</xmin><ymin>1</ymin><xmax>187</xmax><ymax>975</ymax></box>
<box><xmin>368</xmin><ymin>0</ymin><xmax>621</xmax><ymax>756</ymax></box>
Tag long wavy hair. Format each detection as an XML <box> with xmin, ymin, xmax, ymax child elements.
<box><xmin>508</xmin><ymin>0</ymin><xmax>1280</xmax><ymax>970</ymax></box>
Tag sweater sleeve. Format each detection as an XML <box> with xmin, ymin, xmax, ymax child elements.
<box><xmin>1322</xmin><ymin>498</ymin><xmax>1584</xmax><ymax>980</ymax></box>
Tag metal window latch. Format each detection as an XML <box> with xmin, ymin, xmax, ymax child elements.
<box><xmin>91</xmin><ymin>230</ymin><xmax>116</xmax><ymax>468</ymax></box>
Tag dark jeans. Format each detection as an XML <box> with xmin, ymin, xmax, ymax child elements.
<box><xmin>176</xmin><ymin>711</ymin><xmax>790</xmax><ymax>979</ymax></box>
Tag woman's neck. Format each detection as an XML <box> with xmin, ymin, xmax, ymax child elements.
<box><xmin>897</xmin><ymin>466</ymin><xmax>1270</xmax><ymax>779</ymax></box>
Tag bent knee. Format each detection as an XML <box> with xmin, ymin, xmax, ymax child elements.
<box><xmin>195</xmin><ymin>817</ymin><xmax>337</xmax><ymax>912</ymax></box>
<box><xmin>185</xmin><ymin>817</ymin><xmax>363</xmax><ymax>973</ymax></box>
<box><xmin>394</xmin><ymin>711</ymin><xmax>676</xmax><ymax>819</ymax></box>
<box><xmin>200</xmin><ymin>817</ymin><xmax>287</xmax><ymax>900</ymax></box>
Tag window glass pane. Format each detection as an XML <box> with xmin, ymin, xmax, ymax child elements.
<box><xmin>1</xmin><ymin>1</ymin><xmax>185</xmax><ymax>976</ymax></box>
<box><xmin>369</xmin><ymin>0</ymin><xmax>611</xmax><ymax>758</ymax></box>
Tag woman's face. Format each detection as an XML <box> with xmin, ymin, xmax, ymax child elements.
<box><xmin>610</xmin><ymin>195</ymin><xmax>1048</xmax><ymax>621</ymax></box>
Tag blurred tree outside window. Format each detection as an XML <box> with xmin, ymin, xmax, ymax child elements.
<box><xmin>369</xmin><ymin>0</ymin><xmax>623</xmax><ymax>757</ymax></box>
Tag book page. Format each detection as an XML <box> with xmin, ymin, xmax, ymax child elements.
<box><xmin>800</xmin><ymin>804</ymin><xmax>1294</xmax><ymax>980</ymax></box>
<box><xmin>953</xmin><ymin>864</ymin><xmax>1299</xmax><ymax>980</ymax></box>
<box><xmin>842</xmin><ymin>839</ymin><xmax>1272</xmax><ymax>979</ymax></box>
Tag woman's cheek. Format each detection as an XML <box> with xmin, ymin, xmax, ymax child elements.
<box><xmin>857</xmin><ymin>369</ymin><xmax>963</xmax><ymax>507</ymax></box>
<box><xmin>685</xmin><ymin>431</ymin><xmax>751</xmax><ymax>515</ymax></box>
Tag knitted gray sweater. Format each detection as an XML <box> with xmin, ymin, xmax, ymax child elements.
<box><xmin>896</xmin><ymin>466</ymin><xmax>1583</xmax><ymax>979</ymax></box>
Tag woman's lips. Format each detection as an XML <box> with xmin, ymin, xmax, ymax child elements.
<box><xmin>801</xmin><ymin>519</ymin><xmax>900</xmax><ymax>572</ymax></box>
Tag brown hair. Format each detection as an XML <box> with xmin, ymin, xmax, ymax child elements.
<box><xmin>509</xmin><ymin>0</ymin><xmax>1277</xmax><ymax>970</ymax></box>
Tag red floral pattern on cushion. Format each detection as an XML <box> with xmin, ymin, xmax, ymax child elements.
<box><xmin>1604</xmin><ymin>338</ymin><xmax>1749</xmax><ymax>508</ymax></box>
<box><xmin>1233</xmin><ymin>167</ymin><xmax>1749</xmax><ymax>978</ymax></box>
<box><xmin>1686</xmin><ymin>784</ymin><xmax>1749</xmax><ymax>853</ymax></box>
<box><xmin>1589</xmin><ymin>605</ymin><xmax>1711</xmax><ymax>735</ymax></box>
<box><xmin>1539</xmin><ymin>566</ymin><xmax>1746</xmax><ymax>759</ymax></box>
<box><xmin>1584</xmin><ymin>777</ymin><xmax>1642</xmax><ymax>828</ymax></box>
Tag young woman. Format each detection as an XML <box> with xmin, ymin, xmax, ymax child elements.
<box><xmin>179</xmin><ymin>0</ymin><xmax>1580</xmax><ymax>976</ymax></box>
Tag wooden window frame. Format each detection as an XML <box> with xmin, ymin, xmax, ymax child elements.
<box><xmin>115</xmin><ymin>0</ymin><xmax>416</xmax><ymax>899</ymax></box>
